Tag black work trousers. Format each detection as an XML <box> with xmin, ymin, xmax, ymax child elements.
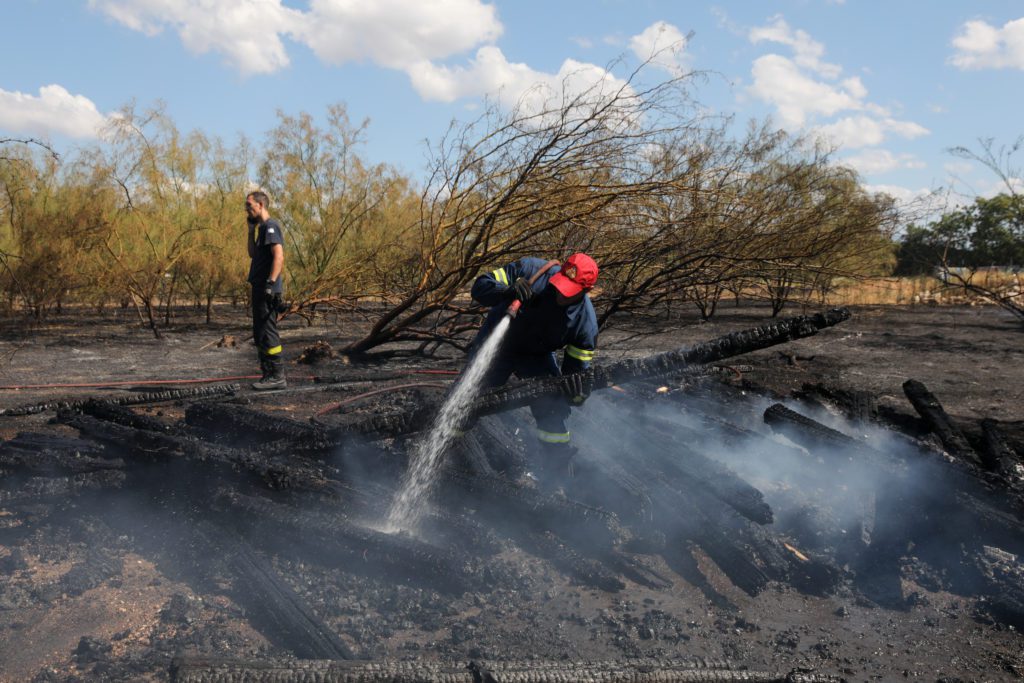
<box><xmin>251</xmin><ymin>286</ymin><xmax>282</xmax><ymax>360</ymax></box>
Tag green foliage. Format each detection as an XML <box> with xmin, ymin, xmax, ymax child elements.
<box><xmin>896</xmin><ymin>193</ymin><xmax>1024</xmax><ymax>275</ymax></box>
<box><xmin>0</xmin><ymin>84</ymin><xmax>908</xmax><ymax>343</ymax></box>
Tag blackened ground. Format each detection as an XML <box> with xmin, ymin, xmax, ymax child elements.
<box><xmin>0</xmin><ymin>302</ymin><xmax>1021</xmax><ymax>682</ymax></box>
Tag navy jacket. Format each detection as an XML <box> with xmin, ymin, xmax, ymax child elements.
<box><xmin>471</xmin><ymin>257</ymin><xmax>598</xmax><ymax>374</ymax></box>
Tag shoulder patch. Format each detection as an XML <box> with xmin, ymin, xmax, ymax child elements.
<box><xmin>267</xmin><ymin>228</ymin><xmax>275</xmax><ymax>234</ymax></box>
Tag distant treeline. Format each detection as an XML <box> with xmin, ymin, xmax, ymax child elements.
<box><xmin>2</xmin><ymin>66</ymin><xmax>909</xmax><ymax>351</ymax></box>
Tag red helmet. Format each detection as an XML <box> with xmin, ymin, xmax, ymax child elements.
<box><xmin>550</xmin><ymin>253</ymin><xmax>599</xmax><ymax>298</ymax></box>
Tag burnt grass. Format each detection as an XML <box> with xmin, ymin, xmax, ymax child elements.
<box><xmin>0</xmin><ymin>302</ymin><xmax>1022</xmax><ymax>682</ymax></box>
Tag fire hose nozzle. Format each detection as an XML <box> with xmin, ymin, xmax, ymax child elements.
<box><xmin>506</xmin><ymin>299</ymin><xmax>522</xmax><ymax>318</ymax></box>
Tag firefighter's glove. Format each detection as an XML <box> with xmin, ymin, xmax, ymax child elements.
<box><xmin>263</xmin><ymin>279</ymin><xmax>275</xmax><ymax>298</ymax></box>
<box><xmin>511</xmin><ymin>277</ymin><xmax>534</xmax><ymax>303</ymax></box>
<box><xmin>560</xmin><ymin>370</ymin><xmax>593</xmax><ymax>406</ymax></box>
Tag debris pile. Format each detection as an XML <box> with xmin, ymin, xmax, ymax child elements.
<box><xmin>0</xmin><ymin>308</ymin><xmax>1021</xmax><ymax>681</ymax></box>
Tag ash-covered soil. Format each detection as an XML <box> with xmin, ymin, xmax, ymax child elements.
<box><xmin>0</xmin><ymin>302</ymin><xmax>1021</xmax><ymax>683</ymax></box>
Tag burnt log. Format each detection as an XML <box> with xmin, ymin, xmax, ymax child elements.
<box><xmin>631</xmin><ymin>416</ymin><xmax>773</xmax><ymax>525</ymax></box>
<box><xmin>438</xmin><ymin>468</ymin><xmax>626</xmax><ymax>549</ymax></box>
<box><xmin>0</xmin><ymin>432</ymin><xmax>122</xmax><ymax>475</ymax></box>
<box><xmin>573</xmin><ymin>407</ymin><xmax>841</xmax><ymax>595</ymax></box>
<box><xmin>979</xmin><ymin>418</ymin><xmax>1024</xmax><ymax>484</ymax></box>
<box><xmin>797</xmin><ymin>383</ymin><xmax>877</xmax><ymax>424</ymax></box>
<box><xmin>56</xmin><ymin>413</ymin><xmax>332</xmax><ymax>493</ymax></box>
<box><xmin>216</xmin><ymin>490</ymin><xmax>479</xmax><ymax>590</ymax></box>
<box><xmin>527</xmin><ymin>531</ymin><xmax>626</xmax><ymax>592</ymax></box>
<box><xmin>185</xmin><ymin>402</ymin><xmax>330</xmax><ymax>450</ymax></box>
<box><xmin>330</xmin><ymin>309</ymin><xmax>851</xmax><ymax>437</ymax></box>
<box><xmin>902</xmin><ymin>379</ymin><xmax>985</xmax><ymax>469</ymax></box>
<box><xmin>0</xmin><ymin>383</ymin><xmax>238</xmax><ymax>417</ymax></box>
<box><xmin>191</xmin><ymin>521</ymin><xmax>354</xmax><ymax>660</ymax></box>
<box><xmin>171</xmin><ymin>657</ymin><xmax>844</xmax><ymax>683</ymax></box>
<box><xmin>78</xmin><ymin>399</ymin><xmax>175</xmax><ymax>433</ymax></box>
<box><xmin>972</xmin><ymin>545</ymin><xmax>1024</xmax><ymax>628</ymax></box>
<box><xmin>763</xmin><ymin>403</ymin><xmax>871</xmax><ymax>461</ymax></box>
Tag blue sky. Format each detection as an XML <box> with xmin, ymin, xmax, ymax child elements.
<box><xmin>3</xmin><ymin>1</ymin><xmax>1023</xmax><ymax>211</ymax></box>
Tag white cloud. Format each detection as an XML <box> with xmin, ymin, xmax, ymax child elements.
<box><xmin>89</xmin><ymin>0</ymin><xmax>502</xmax><ymax>76</ymax></box>
<box><xmin>629</xmin><ymin>21</ymin><xmax>689</xmax><ymax>76</ymax></box>
<box><xmin>950</xmin><ymin>17</ymin><xmax>1024</xmax><ymax>70</ymax></box>
<box><xmin>842</xmin><ymin>149</ymin><xmax>925</xmax><ymax>175</ymax></box>
<box><xmin>297</xmin><ymin>0</ymin><xmax>502</xmax><ymax>70</ymax></box>
<box><xmin>0</xmin><ymin>84</ymin><xmax>112</xmax><ymax>139</ymax></box>
<box><xmin>814</xmin><ymin>115</ymin><xmax>929</xmax><ymax>149</ymax></box>
<box><xmin>943</xmin><ymin>160</ymin><xmax>975</xmax><ymax>175</ymax></box>
<box><xmin>407</xmin><ymin>47</ymin><xmax>631</xmax><ymax>117</ymax></box>
<box><xmin>89</xmin><ymin>0</ymin><xmax>302</xmax><ymax>76</ymax></box>
<box><xmin>749</xmin><ymin>15</ymin><xmax>841</xmax><ymax>78</ymax></box>
<box><xmin>748</xmin><ymin>54</ymin><xmax>862</xmax><ymax>128</ymax></box>
<box><xmin>746</xmin><ymin>17</ymin><xmax>928</xmax><ymax>152</ymax></box>
<box><xmin>862</xmin><ymin>183</ymin><xmax>938</xmax><ymax>207</ymax></box>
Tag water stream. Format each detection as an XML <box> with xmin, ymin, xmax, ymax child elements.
<box><xmin>383</xmin><ymin>315</ymin><xmax>512</xmax><ymax>533</ymax></box>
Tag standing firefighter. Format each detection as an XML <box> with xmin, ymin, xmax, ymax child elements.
<box><xmin>245</xmin><ymin>191</ymin><xmax>287</xmax><ymax>390</ymax></box>
<box><xmin>469</xmin><ymin>253</ymin><xmax>599</xmax><ymax>485</ymax></box>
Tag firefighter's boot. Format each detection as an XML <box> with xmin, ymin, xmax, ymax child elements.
<box><xmin>253</xmin><ymin>356</ymin><xmax>287</xmax><ymax>390</ymax></box>
<box><xmin>536</xmin><ymin>442</ymin><xmax>576</xmax><ymax>496</ymax></box>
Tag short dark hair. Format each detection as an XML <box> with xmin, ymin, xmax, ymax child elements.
<box><xmin>247</xmin><ymin>191</ymin><xmax>270</xmax><ymax>209</ymax></box>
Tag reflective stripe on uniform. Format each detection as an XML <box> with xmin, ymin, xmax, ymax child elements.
<box><xmin>537</xmin><ymin>429</ymin><xmax>571</xmax><ymax>443</ymax></box>
<box><xmin>491</xmin><ymin>268</ymin><xmax>509</xmax><ymax>286</ymax></box>
<box><xmin>565</xmin><ymin>345</ymin><xmax>594</xmax><ymax>361</ymax></box>
<box><xmin>265</xmin><ymin>345</ymin><xmax>283</xmax><ymax>356</ymax></box>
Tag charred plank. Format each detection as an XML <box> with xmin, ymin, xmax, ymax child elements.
<box><xmin>527</xmin><ymin>531</ymin><xmax>626</xmax><ymax>592</ymax></box>
<box><xmin>0</xmin><ymin>432</ymin><xmax>122</xmax><ymax>475</ymax></box>
<box><xmin>438</xmin><ymin>468</ymin><xmax>626</xmax><ymax>550</ymax></box>
<box><xmin>0</xmin><ymin>383</ymin><xmax>238</xmax><ymax>417</ymax></box>
<box><xmin>329</xmin><ymin>309</ymin><xmax>851</xmax><ymax>437</ymax></box>
<box><xmin>902</xmin><ymin>379</ymin><xmax>984</xmax><ymax>469</ymax></box>
<box><xmin>56</xmin><ymin>413</ymin><xmax>331</xmax><ymax>493</ymax></box>
<box><xmin>191</xmin><ymin>520</ymin><xmax>354</xmax><ymax>660</ymax></box>
<box><xmin>216</xmin><ymin>491</ymin><xmax>478</xmax><ymax>589</ymax></box>
<box><xmin>78</xmin><ymin>399</ymin><xmax>174</xmax><ymax>433</ymax></box>
<box><xmin>171</xmin><ymin>656</ymin><xmax>843</xmax><ymax>683</ymax></box>
<box><xmin>185</xmin><ymin>402</ymin><xmax>329</xmax><ymax>449</ymax></box>
<box><xmin>979</xmin><ymin>418</ymin><xmax>1024</xmax><ymax>485</ymax></box>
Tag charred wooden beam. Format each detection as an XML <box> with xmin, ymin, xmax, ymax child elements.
<box><xmin>527</xmin><ymin>530</ymin><xmax>626</xmax><ymax>592</ymax></box>
<box><xmin>902</xmin><ymin>379</ymin><xmax>984</xmax><ymax>469</ymax></box>
<box><xmin>216</xmin><ymin>491</ymin><xmax>479</xmax><ymax>589</ymax></box>
<box><xmin>980</xmin><ymin>418</ymin><xmax>1024</xmax><ymax>484</ymax></box>
<box><xmin>438</xmin><ymin>468</ymin><xmax>626</xmax><ymax>550</ymax></box>
<box><xmin>763</xmin><ymin>403</ymin><xmax>870</xmax><ymax>460</ymax></box>
<box><xmin>972</xmin><ymin>545</ymin><xmax>1024</xmax><ymax>628</ymax></box>
<box><xmin>78</xmin><ymin>399</ymin><xmax>174</xmax><ymax>433</ymax></box>
<box><xmin>797</xmin><ymin>383</ymin><xmax>877</xmax><ymax>424</ymax></box>
<box><xmin>171</xmin><ymin>657</ymin><xmax>844</xmax><ymax>683</ymax></box>
<box><xmin>185</xmin><ymin>402</ymin><xmax>330</xmax><ymax>449</ymax></box>
<box><xmin>573</xmin><ymin>407</ymin><xmax>841</xmax><ymax>595</ymax></box>
<box><xmin>191</xmin><ymin>520</ymin><xmax>354</xmax><ymax>660</ymax></box>
<box><xmin>0</xmin><ymin>383</ymin><xmax>238</xmax><ymax>417</ymax></box>
<box><xmin>56</xmin><ymin>413</ymin><xmax>331</xmax><ymax>493</ymax></box>
<box><xmin>0</xmin><ymin>432</ymin><xmax>122</xmax><ymax>475</ymax></box>
<box><xmin>330</xmin><ymin>309</ymin><xmax>851</xmax><ymax>437</ymax></box>
<box><xmin>632</xmin><ymin>416</ymin><xmax>773</xmax><ymax>525</ymax></box>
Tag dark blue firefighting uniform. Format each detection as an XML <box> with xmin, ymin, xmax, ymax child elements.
<box><xmin>247</xmin><ymin>218</ymin><xmax>285</xmax><ymax>368</ymax></box>
<box><xmin>469</xmin><ymin>257</ymin><xmax>598</xmax><ymax>448</ymax></box>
